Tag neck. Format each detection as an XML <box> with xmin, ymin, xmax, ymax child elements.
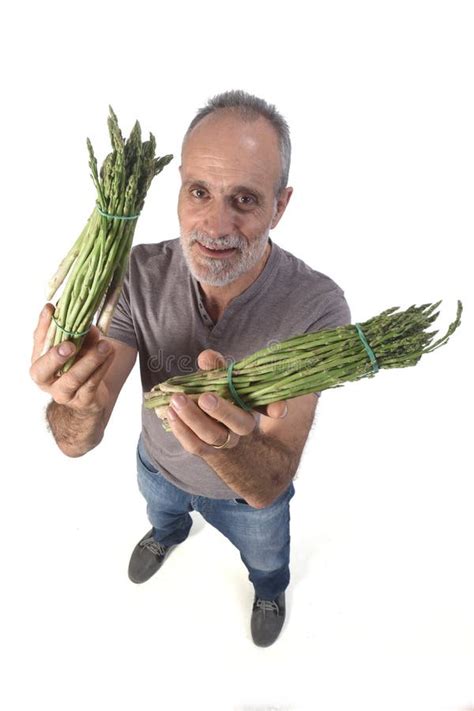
<box><xmin>199</xmin><ymin>240</ymin><xmax>272</xmax><ymax>322</ymax></box>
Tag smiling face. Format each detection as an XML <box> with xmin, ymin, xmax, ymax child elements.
<box><xmin>178</xmin><ymin>110</ymin><xmax>292</xmax><ymax>287</ymax></box>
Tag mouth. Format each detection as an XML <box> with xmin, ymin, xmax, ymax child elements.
<box><xmin>196</xmin><ymin>242</ymin><xmax>238</xmax><ymax>258</ymax></box>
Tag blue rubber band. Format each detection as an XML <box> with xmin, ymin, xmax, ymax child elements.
<box><xmin>53</xmin><ymin>317</ymin><xmax>90</xmax><ymax>339</ymax></box>
<box><xmin>96</xmin><ymin>205</ymin><xmax>140</xmax><ymax>221</ymax></box>
<box><xmin>354</xmin><ymin>323</ymin><xmax>379</xmax><ymax>373</ymax></box>
<box><xmin>226</xmin><ymin>361</ymin><xmax>252</xmax><ymax>411</ymax></box>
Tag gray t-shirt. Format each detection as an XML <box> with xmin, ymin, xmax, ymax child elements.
<box><xmin>108</xmin><ymin>237</ymin><xmax>351</xmax><ymax>498</ymax></box>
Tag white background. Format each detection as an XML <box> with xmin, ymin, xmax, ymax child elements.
<box><xmin>1</xmin><ymin>1</ymin><xmax>473</xmax><ymax>710</ymax></box>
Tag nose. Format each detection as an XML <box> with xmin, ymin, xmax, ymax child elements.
<box><xmin>203</xmin><ymin>198</ymin><xmax>237</xmax><ymax>238</ymax></box>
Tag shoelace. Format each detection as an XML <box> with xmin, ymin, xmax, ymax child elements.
<box><xmin>255</xmin><ymin>598</ymin><xmax>280</xmax><ymax>616</ymax></box>
<box><xmin>140</xmin><ymin>537</ymin><xmax>167</xmax><ymax>557</ymax></box>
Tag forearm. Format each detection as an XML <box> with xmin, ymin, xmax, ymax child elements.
<box><xmin>203</xmin><ymin>427</ymin><xmax>297</xmax><ymax>508</ymax></box>
<box><xmin>45</xmin><ymin>400</ymin><xmax>106</xmax><ymax>457</ymax></box>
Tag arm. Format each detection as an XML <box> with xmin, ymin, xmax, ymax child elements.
<box><xmin>203</xmin><ymin>393</ymin><xmax>317</xmax><ymax>507</ymax></box>
<box><xmin>162</xmin><ymin>350</ymin><xmax>317</xmax><ymax>509</ymax></box>
<box><xmin>31</xmin><ymin>304</ymin><xmax>137</xmax><ymax>458</ymax></box>
<box><xmin>45</xmin><ymin>338</ymin><xmax>137</xmax><ymax>456</ymax></box>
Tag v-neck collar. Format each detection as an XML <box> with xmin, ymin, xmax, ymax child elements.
<box><xmin>187</xmin><ymin>238</ymin><xmax>281</xmax><ymax>334</ymax></box>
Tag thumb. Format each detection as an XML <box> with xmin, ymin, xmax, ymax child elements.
<box><xmin>197</xmin><ymin>349</ymin><xmax>227</xmax><ymax>371</ymax></box>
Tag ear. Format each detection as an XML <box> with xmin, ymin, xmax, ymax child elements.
<box><xmin>270</xmin><ymin>187</ymin><xmax>293</xmax><ymax>230</ymax></box>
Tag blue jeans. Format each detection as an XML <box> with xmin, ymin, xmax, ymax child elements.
<box><xmin>136</xmin><ymin>435</ymin><xmax>295</xmax><ymax>601</ymax></box>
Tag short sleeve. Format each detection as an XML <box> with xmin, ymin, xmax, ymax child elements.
<box><xmin>107</xmin><ymin>265</ymin><xmax>139</xmax><ymax>350</ymax></box>
<box><xmin>304</xmin><ymin>290</ymin><xmax>352</xmax><ymax>397</ymax></box>
<box><xmin>305</xmin><ymin>291</ymin><xmax>352</xmax><ymax>334</ymax></box>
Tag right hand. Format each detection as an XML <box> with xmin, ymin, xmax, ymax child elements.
<box><xmin>30</xmin><ymin>303</ymin><xmax>116</xmax><ymax>416</ymax></box>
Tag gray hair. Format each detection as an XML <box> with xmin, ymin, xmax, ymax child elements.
<box><xmin>182</xmin><ymin>89</ymin><xmax>291</xmax><ymax>196</ymax></box>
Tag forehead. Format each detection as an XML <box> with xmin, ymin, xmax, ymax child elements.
<box><xmin>181</xmin><ymin>111</ymin><xmax>281</xmax><ymax>190</ymax></box>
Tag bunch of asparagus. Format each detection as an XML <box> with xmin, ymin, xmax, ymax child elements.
<box><xmin>144</xmin><ymin>300</ymin><xmax>462</xmax><ymax>430</ymax></box>
<box><xmin>43</xmin><ymin>107</ymin><xmax>173</xmax><ymax>372</ymax></box>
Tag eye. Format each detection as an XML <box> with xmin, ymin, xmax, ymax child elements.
<box><xmin>190</xmin><ymin>188</ymin><xmax>207</xmax><ymax>199</ymax></box>
<box><xmin>235</xmin><ymin>194</ymin><xmax>256</xmax><ymax>207</ymax></box>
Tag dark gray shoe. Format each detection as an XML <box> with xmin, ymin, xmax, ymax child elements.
<box><xmin>251</xmin><ymin>592</ymin><xmax>286</xmax><ymax>647</ymax></box>
<box><xmin>128</xmin><ymin>528</ymin><xmax>175</xmax><ymax>584</ymax></box>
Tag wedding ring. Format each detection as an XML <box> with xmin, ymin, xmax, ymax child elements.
<box><xmin>210</xmin><ymin>429</ymin><xmax>232</xmax><ymax>449</ymax></box>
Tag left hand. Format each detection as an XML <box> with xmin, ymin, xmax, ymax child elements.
<box><xmin>165</xmin><ymin>349</ymin><xmax>288</xmax><ymax>456</ymax></box>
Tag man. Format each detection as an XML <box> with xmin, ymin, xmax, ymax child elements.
<box><xmin>30</xmin><ymin>90</ymin><xmax>351</xmax><ymax>647</ymax></box>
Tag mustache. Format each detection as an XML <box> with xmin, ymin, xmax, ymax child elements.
<box><xmin>186</xmin><ymin>231</ymin><xmax>244</xmax><ymax>250</ymax></box>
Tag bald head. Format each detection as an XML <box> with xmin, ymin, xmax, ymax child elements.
<box><xmin>181</xmin><ymin>110</ymin><xmax>283</xmax><ymax>198</ymax></box>
<box><xmin>182</xmin><ymin>90</ymin><xmax>291</xmax><ymax>196</ymax></box>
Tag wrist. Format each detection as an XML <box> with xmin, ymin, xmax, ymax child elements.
<box><xmin>46</xmin><ymin>400</ymin><xmax>106</xmax><ymax>456</ymax></box>
<box><xmin>67</xmin><ymin>402</ymin><xmax>105</xmax><ymax>420</ymax></box>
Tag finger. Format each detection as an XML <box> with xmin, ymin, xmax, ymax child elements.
<box><xmin>253</xmin><ymin>400</ymin><xmax>289</xmax><ymax>419</ymax></box>
<box><xmin>31</xmin><ymin>303</ymin><xmax>54</xmax><ymax>364</ymax></box>
<box><xmin>197</xmin><ymin>349</ymin><xmax>227</xmax><ymax>371</ymax></box>
<box><xmin>74</xmin><ymin>351</ymin><xmax>115</xmax><ymax>406</ymax></box>
<box><xmin>167</xmin><ymin>403</ymin><xmax>239</xmax><ymax>454</ymax></box>
<box><xmin>72</xmin><ymin>324</ymin><xmax>101</xmax><ymax>360</ymax></box>
<box><xmin>197</xmin><ymin>392</ymin><xmax>258</xmax><ymax>436</ymax></box>
<box><xmin>166</xmin><ymin>406</ymin><xmax>212</xmax><ymax>455</ymax></box>
<box><xmin>50</xmin><ymin>339</ymin><xmax>114</xmax><ymax>404</ymax></box>
<box><xmin>168</xmin><ymin>393</ymin><xmax>243</xmax><ymax>446</ymax></box>
<box><xmin>30</xmin><ymin>339</ymin><xmax>77</xmax><ymax>389</ymax></box>
<box><xmin>83</xmin><ymin>324</ymin><xmax>101</xmax><ymax>346</ymax></box>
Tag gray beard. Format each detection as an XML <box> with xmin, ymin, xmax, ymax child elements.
<box><xmin>180</xmin><ymin>229</ymin><xmax>270</xmax><ymax>287</ymax></box>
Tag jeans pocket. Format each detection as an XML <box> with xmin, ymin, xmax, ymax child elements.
<box><xmin>136</xmin><ymin>441</ymin><xmax>159</xmax><ymax>475</ymax></box>
<box><xmin>233</xmin><ymin>498</ymin><xmax>249</xmax><ymax>505</ymax></box>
